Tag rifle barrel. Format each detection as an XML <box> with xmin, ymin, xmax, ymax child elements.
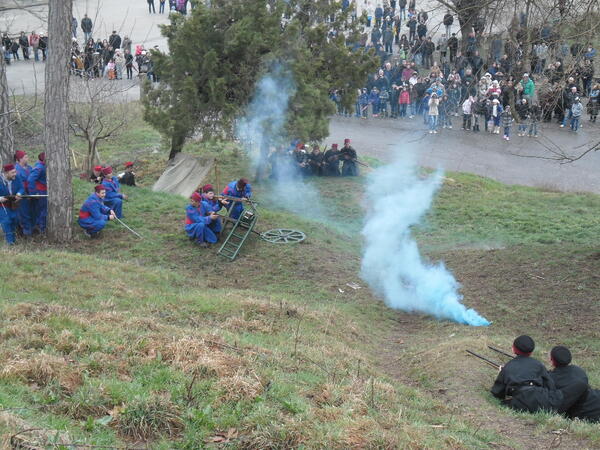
<box><xmin>465</xmin><ymin>350</ymin><xmax>500</xmax><ymax>369</ymax></box>
<box><xmin>487</xmin><ymin>345</ymin><xmax>514</xmax><ymax>359</ymax></box>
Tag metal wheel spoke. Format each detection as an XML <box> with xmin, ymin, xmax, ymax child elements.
<box><xmin>260</xmin><ymin>228</ymin><xmax>305</xmax><ymax>244</ymax></box>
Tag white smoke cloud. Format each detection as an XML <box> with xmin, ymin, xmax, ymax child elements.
<box><xmin>236</xmin><ymin>63</ymin><xmax>326</xmax><ymax>218</ymax></box>
<box><xmin>360</xmin><ymin>151</ymin><xmax>490</xmax><ymax>327</ymax></box>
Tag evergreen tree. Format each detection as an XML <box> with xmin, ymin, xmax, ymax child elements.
<box><xmin>143</xmin><ymin>0</ymin><xmax>377</xmax><ymax>159</ymax></box>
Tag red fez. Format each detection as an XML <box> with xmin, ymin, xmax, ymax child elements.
<box><xmin>3</xmin><ymin>164</ymin><xmax>15</xmax><ymax>172</ymax></box>
<box><xmin>94</xmin><ymin>185</ymin><xmax>106</xmax><ymax>193</ymax></box>
<box><xmin>102</xmin><ymin>166</ymin><xmax>113</xmax><ymax>175</ymax></box>
<box><xmin>125</xmin><ymin>161</ymin><xmax>134</xmax><ymax>168</ymax></box>
<box><xmin>191</xmin><ymin>192</ymin><xmax>202</xmax><ymax>202</ymax></box>
<box><xmin>202</xmin><ymin>184</ymin><xmax>214</xmax><ymax>193</ymax></box>
<box><xmin>94</xmin><ymin>165</ymin><xmax>103</xmax><ymax>172</ymax></box>
<box><xmin>38</xmin><ymin>152</ymin><xmax>46</xmax><ymax>161</ymax></box>
<box><xmin>344</xmin><ymin>139</ymin><xmax>350</xmax><ymax>144</ymax></box>
<box><xmin>14</xmin><ymin>150</ymin><xmax>26</xmax><ymax>161</ymax></box>
<box><xmin>332</xmin><ymin>144</ymin><xmax>338</xmax><ymax>149</ymax></box>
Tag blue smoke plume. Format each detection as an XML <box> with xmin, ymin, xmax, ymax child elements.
<box><xmin>360</xmin><ymin>153</ymin><xmax>490</xmax><ymax>327</ymax></box>
<box><xmin>236</xmin><ymin>64</ymin><xmax>326</xmax><ymax>218</ymax></box>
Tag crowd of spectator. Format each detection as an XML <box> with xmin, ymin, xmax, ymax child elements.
<box><xmin>333</xmin><ymin>1</ymin><xmax>598</xmax><ymax>137</ymax></box>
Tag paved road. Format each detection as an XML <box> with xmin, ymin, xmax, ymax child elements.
<box><xmin>4</xmin><ymin>0</ymin><xmax>171</xmax><ymax>96</ymax></box>
<box><xmin>326</xmin><ymin>116</ymin><xmax>600</xmax><ymax>193</ymax></box>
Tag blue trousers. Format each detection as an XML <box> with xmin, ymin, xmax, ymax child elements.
<box><xmin>18</xmin><ymin>198</ymin><xmax>33</xmax><ymax>235</ymax></box>
<box><xmin>1</xmin><ymin>209</ymin><xmax>18</xmax><ymax>244</ymax></box>
<box><xmin>104</xmin><ymin>197</ymin><xmax>123</xmax><ymax>218</ymax></box>
<box><xmin>227</xmin><ymin>202</ymin><xmax>244</xmax><ymax>220</ymax></box>
<box><xmin>78</xmin><ymin>218</ymin><xmax>107</xmax><ymax>235</ymax></box>
<box><xmin>342</xmin><ymin>161</ymin><xmax>358</xmax><ymax>176</ymax></box>
<box><xmin>31</xmin><ymin>196</ymin><xmax>47</xmax><ymax>232</ymax></box>
<box><xmin>209</xmin><ymin>217</ymin><xmax>223</xmax><ymax>234</ymax></box>
<box><xmin>185</xmin><ymin>222</ymin><xmax>217</xmax><ymax>244</ymax></box>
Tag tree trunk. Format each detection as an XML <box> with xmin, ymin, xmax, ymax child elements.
<box><xmin>45</xmin><ymin>0</ymin><xmax>73</xmax><ymax>242</ymax></box>
<box><xmin>0</xmin><ymin>55</ymin><xmax>14</xmax><ymax>165</ymax></box>
<box><xmin>169</xmin><ymin>133</ymin><xmax>186</xmax><ymax>160</ymax></box>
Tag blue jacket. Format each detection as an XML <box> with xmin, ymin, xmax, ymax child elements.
<box><xmin>185</xmin><ymin>203</ymin><xmax>211</xmax><ymax>230</ymax></box>
<box><xmin>78</xmin><ymin>193</ymin><xmax>111</xmax><ymax>228</ymax></box>
<box><xmin>202</xmin><ymin>196</ymin><xmax>223</xmax><ymax>214</ymax></box>
<box><xmin>223</xmin><ymin>180</ymin><xmax>252</xmax><ymax>199</ymax></box>
<box><xmin>27</xmin><ymin>161</ymin><xmax>47</xmax><ymax>193</ymax></box>
<box><xmin>368</xmin><ymin>91</ymin><xmax>380</xmax><ymax>105</ymax></box>
<box><xmin>15</xmin><ymin>163</ymin><xmax>32</xmax><ymax>194</ymax></box>
<box><xmin>0</xmin><ymin>175</ymin><xmax>25</xmax><ymax>213</ymax></box>
<box><xmin>101</xmin><ymin>176</ymin><xmax>123</xmax><ymax>201</ymax></box>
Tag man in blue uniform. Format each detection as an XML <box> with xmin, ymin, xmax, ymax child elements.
<box><xmin>27</xmin><ymin>152</ymin><xmax>47</xmax><ymax>233</ymax></box>
<box><xmin>78</xmin><ymin>185</ymin><xmax>116</xmax><ymax>237</ymax></box>
<box><xmin>185</xmin><ymin>192</ymin><xmax>218</xmax><ymax>247</ymax></box>
<box><xmin>14</xmin><ymin>150</ymin><xmax>33</xmax><ymax>236</ymax></box>
<box><xmin>201</xmin><ymin>184</ymin><xmax>227</xmax><ymax>238</ymax></box>
<box><xmin>222</xmin><ymin>178</ymin><xmax>252</xmax><ymax>220</ymax></box>
<box><xmin>0</xmin><ymin>164</ymin><xmax>25</xmax><ymax>245</ymax></box>
<box><xmin>101</xmin><ymin>166</ymin><xmax>127</xmax><ymax>218</ymax></box>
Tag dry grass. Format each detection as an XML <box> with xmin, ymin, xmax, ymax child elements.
<box><xmin>224</xmin><ymin>316</ymin><xmax>274</xmax><ymax>333</ymax></box>
<box><xmin>1</xmin><ymin>352</ymin><xmax>83</xmax><ymax>393</ymax></box>
<box><xmin>113</xmin><ymin>395</ymin><xmax>184</xmax><ymax>441</ymax></box>
<box><xmin>216</xmin><ymin>370</ymin><xmax>265</xmax><ymax>404</ymax></box>
<box><xmin>146</xmin><ymin>335</ymin><xmax>246</xmax><ymax>376</ymax></box>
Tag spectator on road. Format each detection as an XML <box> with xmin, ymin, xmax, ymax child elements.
<box><xmin>18</xmin><ymin>32</ymin><xmax>29</xmax><ymax>60</ymax></box>
<box><xmin>72</xmin><ymin>17</ymin><xmax>78</xmax><ymax>39</ymax></box>
<box><xmin>109</xmin><ymin>31</ymin><xmax>122</xmax><ymax>50</ymax></box>
<box><xmin>148</xmin><ymin>0</ymin><xmax>156</xmax><ymax>14</ymax></box>
<box><xmin>29</xmin><ymin>31</ymin><xmax>40</xmax><ymax>62</ymax></box>
<box><xmin>81</xmin><ymin>14</ymin><xmax>93</xmax><ymax>42</ymax></box>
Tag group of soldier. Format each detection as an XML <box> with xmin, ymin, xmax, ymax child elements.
<box><xmin>491</xmin><ymin>335</ymin><xmax>599</xmax><ymax>423</ymax></box>
<box><xmin>185</xmin><ymin>178</ymin><xmax>252</xmax><ymax>247</ymax></box>
<box><xmin>0</xmin><ymin>151</ymin><xmax>47</xmax><ymax>245</ymax></box>
<box><xmin>79</xmin><ymin>163</ymin><xmax>136</xmax><ymax>237</ymax></box>
<box><xmin>269</xmin><ymin>138</ymin><xmax>360</xmax><ymax>180</ymax></box>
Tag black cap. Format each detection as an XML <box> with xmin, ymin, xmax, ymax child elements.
<box><xmin>514</xmin><ymin>335</ymin><xmax>535</xmax><ymax>353</ymax></box>
<box><xmin>551</xmin><ymin>346</ymin><xmax>572</xmax><ymax>367</ymax></box>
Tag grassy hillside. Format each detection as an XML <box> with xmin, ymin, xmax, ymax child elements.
<box><xmin>2</xmin><ymin>127</ymin><xmax>600</xmax><ymax>448</ymax></box>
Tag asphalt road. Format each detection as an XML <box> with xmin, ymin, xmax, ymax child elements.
<box><xmin>326</xmin><ymin>116</ymin><xmax>600</xmax><ymax>193</ymax></box>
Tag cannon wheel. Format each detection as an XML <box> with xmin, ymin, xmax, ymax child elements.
<box><xmin>260</xmin><ymin>229</ymin><xmax>306</xmax><ymax>244</ymax></box>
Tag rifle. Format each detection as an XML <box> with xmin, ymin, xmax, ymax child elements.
<box><xmin>114</xmin><ymin>217</ymin><xmax>144</xmax><ymax>239</ymax></box>
<box><xmin>487</xmin><ymin>345</ymin><xmax>514</xmax><ymax>359</ymax></box>
<box><xmin>2</xmin><ymin>194</ymin><xmax>48</xmax><ymax>200</ymax></box>
<box><xmin>465</xmin><ymin>350</ymin><xmax>501</xmax><ymax>369</ymax></box>
<box><xmin>215</xmin><ymin>194</ymin><xmax>258</xmax><ymax>205</ymax></box>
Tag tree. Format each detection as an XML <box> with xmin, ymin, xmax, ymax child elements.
<box><xmin>0</xmin><ymin>55</ymin><xmax>14</xmax><ymax>165</ymax></box>
<box><xmin>69</xmin><ymin>78</ymin><xmax>133</xmax><ymax>173</ymax></box>
<box><xmin>143</xmin><ymin>0</ymin><xmax>377</xmax><ymax>160</ymax></box>
<box><xmin>45</xmin><ymin>0</ymin><xmax>73</xmax><ymax>242</ymax></box>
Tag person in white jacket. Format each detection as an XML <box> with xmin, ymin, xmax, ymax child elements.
<box><xmin>462</xmin><ymin>96</ymin><xmax>474</xmax><ymax>131</ymax></box>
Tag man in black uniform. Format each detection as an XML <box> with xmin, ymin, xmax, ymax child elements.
<box><xmin>306</xmin><ymin>145</ymin><xmax>325</xmax><ymax>176</ymax></box>
<box><xmin>323</xmin><ymin>143</ymin><xmax>341</xmax><ymax>176</ymax></box>
<box><xmin>119</xmin><ymin>162</ymin><xmax>137</xmax><ymax>186</ymax></box>
<box><xmin>549</xmin><ymin>346</ymin><xmax>600</xmax><ymax>423</ymax></box>
<box><xmin>340</xmin><ymin>138</ymin><xmax>358</xmax><ymax>176</ymax></box>
<box><xmin>90</xmin><ymin>165</ymin><xmax>103</xmax><ymax>184</ymax></box>
<box><xmin>491</xmin><ymin>335</ymin><xmax>586</xmax><ymax>413</ymax></box>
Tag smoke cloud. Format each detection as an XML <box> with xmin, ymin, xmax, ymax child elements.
<box><xmin>360</xmin><ymin>152</ymin><xmax>490</xmax><ymax>327</ymax></box>
<box><xmin>236</xmin><ymin>63</ymin><xmax>326</xmax><ymax>218</ymax></box>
